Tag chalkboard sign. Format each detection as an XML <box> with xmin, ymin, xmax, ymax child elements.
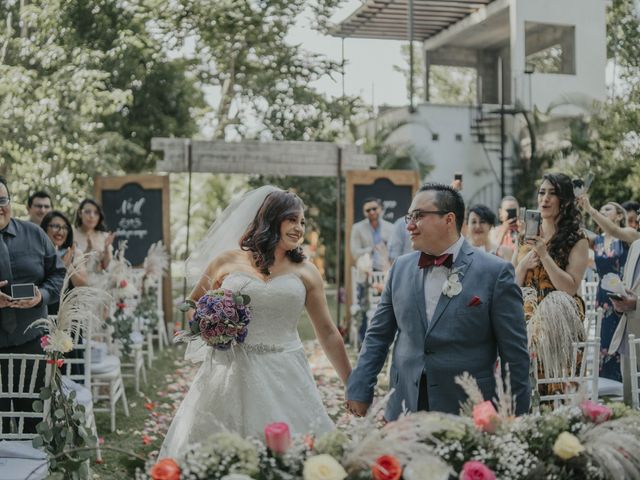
<box><xmin>344</xmin><ymin>170</ymin><xmax>420</xmax><ymax>322</ymax></box>
<box><xmin>100</xmin><ymin>183</ymin><xmax>163</xmax><ymax>265</ymax></box>
<box><xmin>352</xmin><ymin>177</ymin><xmax>415</xmax><ymax>224</ymax></box>
<box><xmin>95</xmin><ymin>174</ymin><xmax>172</xmax><ymax>323</ymax></box>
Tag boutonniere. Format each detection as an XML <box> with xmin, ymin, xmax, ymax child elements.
<box><xmin>442</xmin><ymin>268</ymin><xmax>463</xmax><ymax>297</ymax></box>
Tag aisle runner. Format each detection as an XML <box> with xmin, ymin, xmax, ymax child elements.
<box><xmin>140</xmin><ymin>341</ymin><xmax>374</xmax><ymax>457</ymax></box>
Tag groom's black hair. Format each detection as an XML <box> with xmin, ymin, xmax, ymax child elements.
<box><xmin>418</xmin><ymin>182</ymin><xmax>465</xmax><ymax>233</ymax></box>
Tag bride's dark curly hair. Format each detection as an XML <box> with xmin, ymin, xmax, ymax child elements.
<box><xmin>239</xmin><ymin>190</ymin><xmax>306</xmax><ymax>275</ymax></box>
<box><xmin>541</xmin><ymin>173</ymin><xmax>584</xmax><ymax>270</ymax></box>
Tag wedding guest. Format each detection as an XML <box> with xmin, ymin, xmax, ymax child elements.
<box><xmin>608</xmin><ymin>237</ymin><xmax>640</xmax><ymax>405</ymax></box>
<box><xmin>0</xmin><ymin>177</ymin><xmax>65</xmax><ymax>433</ymax></box>
<box><xmin>493</xmin><ymin>195</ymin><xmax>520</xmax><ymax>260</ymax></box>
<box><xmin>514</xmin><ymin>173</ymin><xmax>589</xmax><ymax>395</ymax></box>
<box><xmin>41</xmin><ymin>211</ymin><xmax>88</xmax><ymax>314</ymax></box>
<box><xmin>622</xmin><ymin>201</ymin><xmax>639</xmax><ymax>231</ymax></box>
<box><xmin>466</xmin><ymin>204</ymin><xmax>497</xmax><ymax>254</ymax></box>
<box><xmin>350</xmin><ymin>197</ymin><xmax>393</xmax><ymax>271</ymax></box>
<box><xmin>27</xmin><ymin>190</ymin><xmax>52</xmax><ymax>225</ymax></box>
<box><xmin>350</xmin><ymin>197</ymin><xmax>393</xmax><ymax>342</ymax></box>
<box><xmin>73</xmin><ymin>199</ymin><xmax>114</xmax><ymax>274</ymax></box>
<box><xmin>388</xmin><ymin>217</ymin><xmax>412</xmax><ymax>263</ymax></box>
<box><xmin>577</xmin><ymin>197</ymin><xmax>640</xmax><ymax>381</ymax></box>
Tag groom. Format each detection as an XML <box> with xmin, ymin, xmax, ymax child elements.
<box><xmin>346</xmin><ymin>183</ymin><xmax>530</xmax><ymax>419</ymax></box>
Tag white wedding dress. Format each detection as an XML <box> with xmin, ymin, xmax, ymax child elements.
<box><xmin>159</xmin><ymin>271</ymin><xmax>334</xmax><ymax>459</ymax></box>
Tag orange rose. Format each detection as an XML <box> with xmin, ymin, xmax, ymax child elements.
<box><xmin>371</xmin><ymin>455</ymin><xmax>402</xmax><ymax>480</ymax></box>
<box><xmin>150</xmin><ymin>458</ymin><xmax>180</xmax><ymax>480</ymax></box>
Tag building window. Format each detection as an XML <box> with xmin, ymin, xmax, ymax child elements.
<box><xmin>432</xmin><ymin>133</ymin><xmax>439</xmax><ymax>141</ymax></box>
<box><xmin>525</xmin><ymin>22</ymin><xmax>575</xmax><ymax>75</ymax></box>
<box><xmin>455</xmin><ymin>134</ymin><xmax>463</xmax><ymax>142</ymax></box>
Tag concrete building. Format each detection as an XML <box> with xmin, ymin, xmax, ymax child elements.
<box><xmin>333</xmin><ymin>0</ymin><xmax>607</xmax><ymax>209</ymax></box>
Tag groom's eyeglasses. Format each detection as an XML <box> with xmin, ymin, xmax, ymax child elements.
<box><xmin>404</xmin><ymin>209</ymin><xmax>449</xmax><ymax>224</ymax></box>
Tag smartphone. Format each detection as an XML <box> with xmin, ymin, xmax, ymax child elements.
<box><xmin>583</xmin><ymin>172</ymin><xmax>594</xmax><ymax>192</ymax></box>
<box><xmin>524</xmin><ymin>210</ymin><xmax>541</xmax><ymax>239</ymax></box>
<box><xmin>607</xmin><ymin>292</ymin><xmax>624</xmax><ymax>301</ymax></box>
<box><xmin>11</xmin><ymin>283</ymin><xmax>36</xmax><ymax>300</ymax></box>
<box><xmin>454</xmin><ymin>172</ymin><xmax>463</xmax><ymax>182</ymax></box>
<box><xmin>506</xmin><ymin>208</ymin><xmax>518</xmax><ymax>221</ymax></box>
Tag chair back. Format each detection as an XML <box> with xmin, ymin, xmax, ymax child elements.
<box><xmin>367</xmin><ymin>271</ymin><xmax>388</xmax><ymax>309</ymax></box>
<box><xmin>584</xmin><ymin>308</ymin><xmax>603</xmax><ymax>341</ymax></box>
<box><xmin>629</xmin><ymin>334</ymin><xmax>640</xmax><ymax>410</ymax></box>
<box><xmin>537</xmin><ymin>336</ymin><xmax>600</xmax><ymax>406</ymax></box>
<box><xmin>0</xmin><ymin>354</ymin><xmax>51</xmax><ymax>440</ymax></box>
<box><xmin>580</xmin><ymin>280</ymin><xmax>599</xmax><ymax>314</ymax></box>
<box><xmin>57</xmin><ymin>316</ymin><xmax>92</xmax><ymax>388</ymax></box>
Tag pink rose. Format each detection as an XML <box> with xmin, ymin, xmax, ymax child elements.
<box><xmin>264</xmin><ymin>422</ymin><xmax>291</xmax><ymax>455</ymax></box>
<box><xmin>460</xmin><ymin>461</ymin><xmax>496</xmax><ymax>480</ymax></box>
<box><xmin>119</xmin><ymin>279</ymin><xmax>128</xmax><ymax>288</ymax></box>
<box><xmin>40</xmin><ymin>336</ymin><xmax>50</xmax><ymax>349</ymax></box>
<box><xmin>472</xmin><ymin>401</ymin><xmax>500</xmax><ymax>433</ymax></box>
<box><xmin>580</xmin><ymin>400</ymin><xmax>612</xmax><ymax>424</ymax></box>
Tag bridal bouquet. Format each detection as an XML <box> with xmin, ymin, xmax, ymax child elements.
<box><xmin>176</xmin><ymin>289</ymin><xmax>252</xmax><ymax>351</ymax></box>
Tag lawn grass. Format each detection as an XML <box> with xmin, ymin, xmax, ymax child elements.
<box><xmin>92</xmin><ymin>345</ymin><xmax>185</xmax><ymax>479</ymax></box>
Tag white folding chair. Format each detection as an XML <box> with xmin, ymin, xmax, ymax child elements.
<box><xmin>581</xmin><ymin>309</ymin><xmax>623</xmax><ymax>401</ymax></box>
<box><xmin>90</xmin><ymin>323</ymin><xmax>130</xmax><ymax>432</ymax></box>
<box><xmin>57</xmin><ymin>317</ymin><xmax>102</xmax><ymax>461</ymax></box>
<box><xmin>148</xmin><ymin>277</ymin><xmax>169</xmax><ymax>353</ymax></box>
<box><xmin>580</xmin><ymin>279</ymin><xmax>599</xmax><ymax>315</ymax></box>
<box><xmin>349</xmin><ymin>266</ymin><xmax>361</xmax><ymax>349</ymax></box>
<box><xmin>0</xmin><ymin>354</ymin><xmax>51</xmax><ymax>480</ymax></box>
<box><xmin>629</xmin><ymin>334</ymin><xmax>640</xmax><ymax>410</ymax></box>
<box><xmin>537</xmin><ymin>337</ymin><xmax>600</xmax><ymax>408</ymax></box>
<box><xmin>367</xmin><ymin>271</ymin><xmax>388</xmax><ymax>312</ymax></box>
<box><xmin>583</xmin><ymin>308</ymin><xmax>602</xmax><ymax>341</ymax></box>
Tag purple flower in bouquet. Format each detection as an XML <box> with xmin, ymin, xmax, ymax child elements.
<box><xmin>176</xmin><ymin>288</ymin><xmax>252</xmax><ymax>351</ymax></box>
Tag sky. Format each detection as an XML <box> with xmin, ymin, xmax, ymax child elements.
<box><xmin>288</xmin><ymin>1</ymin><xmax>408</xmax><ymax>108</ymax></box>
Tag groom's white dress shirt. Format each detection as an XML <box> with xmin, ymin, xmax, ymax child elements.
<box><xmin>424</xmin><ymin>235</ymin><xmax>465</xmax><ymax>324</ymax></box>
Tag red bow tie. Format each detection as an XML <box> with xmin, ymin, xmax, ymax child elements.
<box><xmin>418</xmin><ymin>252</ymin><xmax>453</xmax><ymax>269</ymax></box>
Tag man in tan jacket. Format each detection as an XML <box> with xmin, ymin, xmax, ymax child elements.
<box><xmin>609</xmin><ymin>238</ymin><xmax>640</xmax><ymax>405</ymax></box>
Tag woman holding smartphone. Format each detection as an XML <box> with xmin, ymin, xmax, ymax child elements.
<box><xmin>514</xmin><ymin>174</ymin><xmax>589</xmax><ymax>397</ymax></box>
<box><xmin>577</xmin><ymin>196</ymin><xmax>640</xmax><ymax>381</ymax></box>
<box><xmin>515</xmin><ymin>173</ymin><xmax>589</xmax><ymax>303</ymax></box>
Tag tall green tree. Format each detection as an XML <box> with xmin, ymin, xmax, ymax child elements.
<box><xmin>0</xmin><ymin>0</ymin><xmax>204</xmax><ymax>212</ymax></box>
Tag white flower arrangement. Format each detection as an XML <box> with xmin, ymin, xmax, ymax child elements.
<box><xmin>138</xmin><ymin>372</ymin><xmax>640</xmax><ymax>480</ymax></box>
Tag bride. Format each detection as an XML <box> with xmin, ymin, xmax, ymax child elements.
<box><xmin>160</xmin><ymin>186</ymin><xmax>352</xmax><ymax>458</ymax></box>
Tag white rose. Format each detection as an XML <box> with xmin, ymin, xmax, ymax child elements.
<box><xmin>221</xmin><ymin>475</ymin><xmax>254</xmax><ymax>480</ymax></box>
<box><xmin>404</xmin><ymin>456</ymin><xmax>452</xmax><ymax>480</ymax></box>
<box><xmin>303</xmin><ymin>454</ymin><xmax>347</xmax><ymax>480</ymax></box>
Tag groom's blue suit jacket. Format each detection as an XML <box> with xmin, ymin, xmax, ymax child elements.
<box><xmin>347</xmin><ymin>240</ymin><xmax>530</xmax><ymax>419</ymax></box>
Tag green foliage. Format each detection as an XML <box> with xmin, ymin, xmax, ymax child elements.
<box><xmin>154</xmin><ymin>0</ymin><xmax>355</xmax><ymax>140</ymax></box>
<box><xmin>514</xmin><ymin>0</ymin><xmax>640</xmax><ymax>206</ymax></box>
<box><xmin>34</xmin><ymin>361</ymin><xmax>96</xmax><ymax>479</ymax></box>
<box><xmin>0</xmin><ymin>0</ymin><xmax>203</xmax><ymax>212</ymax></box>
<box><xmin>105</xmin><ymin>301</ymin><xmax>135</xmax><ymax>355</ymax></box>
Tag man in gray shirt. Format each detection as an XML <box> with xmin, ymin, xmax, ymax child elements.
<box><xmin>0</xmin><ymin>176</ymin><xmax>65</xmax><ymax>432</ymax></box>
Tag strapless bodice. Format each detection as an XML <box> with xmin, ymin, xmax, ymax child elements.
<box><xmin>220</xmin><ymin>271</ymin><xmax>306</xmax><ymax>347</ymax></box>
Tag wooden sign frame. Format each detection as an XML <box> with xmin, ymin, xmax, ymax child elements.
<box><xmin>94</xmin><ymin>174</ymin><xmax>172</xmax><ymax>326</ymax></box>
<box><xmin>344</xmin><ymin>170</ymin><xmax>420</xmax><ymax>321</ymax></box>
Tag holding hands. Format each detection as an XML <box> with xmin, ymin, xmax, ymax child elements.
<box><xmin>345</xmin><ymin>398</ymin><xmax>369</xmax><ymax>417</ymax></box>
